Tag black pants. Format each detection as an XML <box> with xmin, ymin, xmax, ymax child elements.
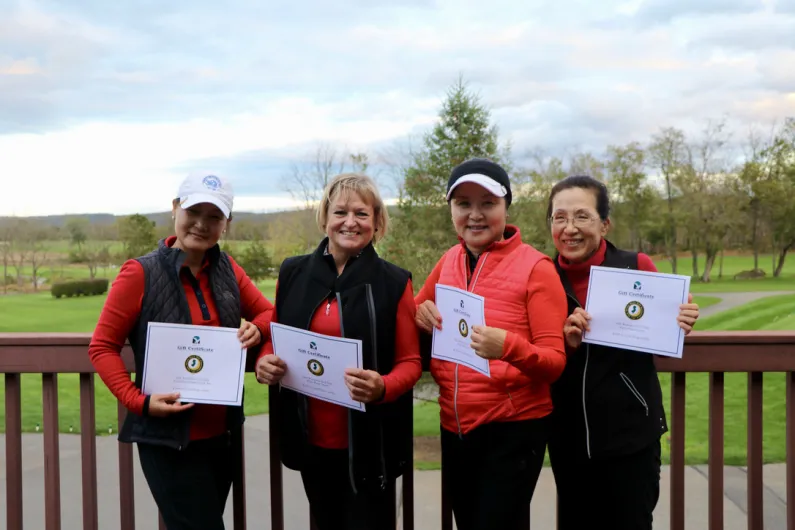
<box><xmin>300</xmin><ymin>445</ymin><xmax>396</xmax><ymax>530</ymax></box>
<box><xmin>441</xmin><ymin>417</ymin><xmax>548</xmax><ymax>530</ymax></box>
<box><xmin>549</xmin><ymin>438</ymin><xmax>662</xmax><ymax>530</ymax></box>
<box><xmin>137</xmin><ymin>433</ymin><xmax>236</xmax><ymax>530</ymax></box>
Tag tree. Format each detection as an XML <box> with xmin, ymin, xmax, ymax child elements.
<box><xmin>281</xmin><ymin>143</ymin><xmax>371</xmax><ymax>252</ymax></box>
<box><xmin>382</xmin><ymin>76</ymin><xmax>508</xmax><ymax>284</ymax></box>
<box><xmin>605</xmin><ymin>142</ymin><xmax>654</xmax><ymax>252</ymax></box>
<box><xmin>0</xmin><ymin>221</ymin><xmax>14</xmax><ymax>294</ymax></box>
<box><xmin>234</xmin><ymin>240</ymin><xmax>273</xmax><ymax>282</ymax></box>
<box><xmin>117</xmin><ymin>214</ymin><xmax>157</xmax><ymax>260</ymax></box>
<box><xmin>648</xmin><ymin>127</ymin><xmax>688</xmax><ymax>273</ymax></box>
<box><xmin>65</xmin><ymin>218</ymin><xmax>88</xmax><ymax>254</ymax></box>
<box><xmin>758</xmin><ymin>118</ymin><xmax>795</xmax><ymax>277</ymax></box>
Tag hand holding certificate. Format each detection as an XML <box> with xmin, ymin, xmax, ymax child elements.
<box><xmin>141</xmin><ymin>322</ymin><xmax>248</xmax><ymax>406</ymax></box>
<box><xmin>431</xmin><ymin>284</ymin><xmax>490</xmax><ymax>377</ymax></box>
<box><xmin>270</xmin><ymin>323</ymin><xmax>366</xmax><ymax>411</ymax></box>
<box><xmin>582</xmin><ymin>266</ymin><xmax>691</xmax><ymax>358</ymax></box>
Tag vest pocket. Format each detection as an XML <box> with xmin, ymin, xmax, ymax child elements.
<box><xmin>619</xmin><ymin>372</ymin><xmax>649</xmax><ymax>416</ymax></box>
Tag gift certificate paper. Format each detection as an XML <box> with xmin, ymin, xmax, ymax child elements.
<box><xmin>270</xmin><ymin>322</ymin><xmax>365</xmax><ymax>412</ymax></box>
<box><xmin>431</xmin><ymin>284</ymin><xmax>490</xmax><ymax>377</ymax></box>
<box><xmin>582</xmin><ymin>266</ymin><xmax>691</xmax><ymax>358</ymax></box>
<box><xmin>141</xmin><ymin>322</ymin><xmax>247</xmax><ymax>406</ymax></box>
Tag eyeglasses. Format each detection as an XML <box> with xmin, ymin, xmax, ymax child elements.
<box><xmin>549</xmin><ymin>214</ymin><xmax>600</xmax><ymax>228</ymax></box>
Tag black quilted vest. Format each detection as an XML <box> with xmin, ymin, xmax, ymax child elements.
<box><xmin>117</xmin><ymin>238</ymin><xmax>242</xmax><ymax>450</ymax></box>
<box><xmin>549</xmin><ymin>239</ymin><xmax>668</xmax><ymax>459</ymax></box>
<box><xmin>273</xmin><ymin>238</ymin><xmax>414</xmax><ymax>493</ymax></box>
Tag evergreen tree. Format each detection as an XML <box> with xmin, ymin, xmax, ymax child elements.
<box><xmin>382</xmin><ymin>77</ymin><xmax>509</xmax><ymax>286</ymax></box>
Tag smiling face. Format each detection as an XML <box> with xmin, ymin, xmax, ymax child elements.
<box><xmin>172</xmin><ymin>200</ymin><xmax>228</xmax><ymax>253</ymax></box>
<box><xmin>325</xmin><ymin>190</ymin><xmax>376</xmax><ymax>258</ymax></box>
<box><xmin>550</xmin><ymin>186</ymin><xmax>609</xmax><ymax>263</ymax></box>
<box><xmin>449</xmin><ymin>182</ymin><xmax>507</xmax><ymax>255</ymax></box>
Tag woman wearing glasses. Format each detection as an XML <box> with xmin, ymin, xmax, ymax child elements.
<box><xmin>545</xmin><ymin>175</ymin><xmax>700</xmax><ymax>530</ymax></box>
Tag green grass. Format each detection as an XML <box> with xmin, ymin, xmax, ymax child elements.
<box><xmin>0</xmin><ymin>278</ymin><xmax>277</xmax><ymax>434</ymax></box>
<box><xmin>657</xmin><ymin>372</ymin><xmax>788</xmax><ymax>466</ymax></box>
<box><xmin>692</xmin><ymin>295</ymin><xmax>721</xmax><ymax>309</ymax></box>
<box><xmin>653</xmin><ymin>253</ymin><xmax>795</xmax><ymax>278</ymax></box>
<box><xmin>651</xmin><ymin>254</ymin><xmax>795</xmax><ymax>293</ymax></box>
<box><xmin>0</xmin><ymin>280</ymin><xmax>277</xmax><ymax>333</ymax></box>
<box><xmin>696</xmin><ymin>294</ymin><xmax>795</xmax><ymax>331</ymax></box>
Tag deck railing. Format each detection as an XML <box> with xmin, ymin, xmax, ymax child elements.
<box><xmin>1</xmin><ymin>331</ymin><xmax>794</xmax><ymax>529</ymax></box>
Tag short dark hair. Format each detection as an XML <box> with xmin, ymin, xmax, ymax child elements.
<box><xmin>546</xmin><ymin>175</ymin><xmax>610</xmax><ymax>221</ymax></box>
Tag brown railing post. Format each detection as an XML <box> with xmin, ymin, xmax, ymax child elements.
<box><xmin>79</xmin><ymin>373</ymin><xmax>99</xmax><ymax>530</ymax></box>
<box><xmin>402</xmin><ymin>403</ymin><xmax>415</xmax><ymax>530</ymax></box>
<box><xmin>670</xmin><ymin>372</ymin><xmax>686</xmax><ymax>530</ymax></box>
<box><xmin>708</xmin><ymin>372</ymin><xmax>724</xmax><ymax>530</ymax></box>
<box><xmin>42</xmin><ymin>373</ymin><xmax>62</xmax><ymax>530</ymax></box>
<box><xmin>268</xmin><ymin>385</ymin><xmax>284</xmax><ymax>530</ymax></box>
<box><xmin>5</xmin><ymin>373</ymin><xmax>23</xmax><ymax>530</ymax></box>
<box><xmin>117</xmin><ymin>402</ymin><xmax>136</xmax><ymax>530</ymax></box>
<box><xmin>233</xmin><ymin>425</ymin><xmax>247</xmax><ymax>530</ymax></box>
<box><xmin>787</xmin><ymin>371</ymin><xmax>794</xmax><ymax>530</ymax></box>
<box><xmin>747</xmin><ymin>372</ymin><xmax>764</xmax><ymax>529</ymax></box>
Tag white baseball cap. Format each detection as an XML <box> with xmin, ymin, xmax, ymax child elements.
<box><xmin>177</xmin><ymin>172</ymin><xmax>234</xmax><ymax>219</ymax></box>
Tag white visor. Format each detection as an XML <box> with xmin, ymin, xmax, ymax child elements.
<box><xmin>446</xmin><ymin>173</ymin><xmax>508</xmax><ymax>200</ymax></box>
<box><xmin>179</xmin><ymin>193</ymin><xmax>232</xmax><ymax>218</ymax></box>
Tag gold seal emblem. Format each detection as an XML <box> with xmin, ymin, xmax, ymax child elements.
<box><xmin>307</xmin><ymin>359</ymin><xmax>325</xmax><ymax>376</ymax></box>
<box><xmin>458</xmin><ymin>318</ymin><xmax>469</xmax><ymax>337</ymax></box>
<box><xmin>185</xmin><ymin>355</ymin><xmax>204</xmax><ymax>374</ymax></box>
<box><xmin>625</xmin><ymin>301</ymin><xmax>645</xmax><ymax>320</ymax></box>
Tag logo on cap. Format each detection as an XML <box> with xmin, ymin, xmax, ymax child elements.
<box><xmin>202</xmin><ymin>175</ymin><xmax>222</xmax><ymax>191</ymax></box>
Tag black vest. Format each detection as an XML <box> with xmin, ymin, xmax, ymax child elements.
<box><xmin>118</xmin><ymin>239</ymin><xmax>243</xmax><ymax>450</ymax></box>
<box><xmin>550</xmin><ymin>240</ymin><xmax>668</xmax><ymax>459</ymax></box>
<box><xmin>273</xmin><ymin>239</ymin><xmax>413</xmax><ymax>492</ymax></box>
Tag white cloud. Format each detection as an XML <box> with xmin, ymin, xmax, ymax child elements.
<box><xmin>1</xmin><ymin>0</ymin><xmax>794</xmax><ymax>216</ymax></box>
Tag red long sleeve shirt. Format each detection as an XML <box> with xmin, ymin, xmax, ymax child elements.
<box><xmin>557</xmin><ymin>239</ymin><xmax>658</xmax><ymax>307</ymax></box>
<box><xmin>259</xmin><ymin>280</ymin><xmax>422</xmax><ymax>449</ymax></box>
<box><xmin>88</xmin><ymin>238</ymin><xmax>274</xmax><ymax>441</ymax></box>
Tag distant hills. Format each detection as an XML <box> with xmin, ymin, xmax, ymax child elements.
<box><xmin>0</xmin><ymin>209</ymin><xmax>299</xmax><ymax>228</ymax></box>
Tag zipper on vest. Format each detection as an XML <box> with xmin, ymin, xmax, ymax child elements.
<box><xmin>453</xmin><ymin>253</ymin><xmax>490</xmax><ymax>438</ymax></box>
<box><xmin>564</xmin><ymin>290</ymin><xmax>593</xmax><ymax>460</ymax></box>
<box><xmin>365</xmin><ymin>284</ymin><xmax>388</xmax><ymax>491</ymax></box>
<box><xmin>335</xmin><ymin>292</ymin><xmax>360</xmax><ymax>496</ymax></box>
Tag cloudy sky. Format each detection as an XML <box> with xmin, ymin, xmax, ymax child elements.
<box><xmin>2</xmin><ymin>0</ymin><xmax>794</xmax><ymax>217</ymax></box>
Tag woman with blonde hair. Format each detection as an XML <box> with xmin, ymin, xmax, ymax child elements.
<box><xmin>256</xmin><ymin>173</ymin><xmax>422</xmax><ymax>529</ymax></box>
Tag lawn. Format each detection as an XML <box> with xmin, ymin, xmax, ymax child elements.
<box><xmin>695</xmin><ymin>294</ymin><xmax>795</xmax><ymax>331</ymax></box>
<box><xmin>653</xmin><ymin>254</ymin><xmax>795</xmax><ymax>293</ymax></box>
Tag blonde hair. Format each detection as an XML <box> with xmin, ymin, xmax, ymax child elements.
<box><xmin>316</xmin><ymin>173</ymin><xmax>389</xmax><ymax>242</ymax></box>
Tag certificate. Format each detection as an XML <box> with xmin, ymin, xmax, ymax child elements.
<box><xmin>141</xmin><ymin>322</ymin><xmax>247</xmax><ymax>406</ymax></box>
<box><xmin>582</xmin><ymin>266</ymin><xmax>691</xmax><ymax>358</ymax></box>
<box><xmin>431</xmin><ymin>284</ymin><xmax>490</xmax><ymax>377</ymax></box>
<box><xmin>270</xmin><ymin>322</ymin><xmax>365</xmax><ymax>412</ymax></box>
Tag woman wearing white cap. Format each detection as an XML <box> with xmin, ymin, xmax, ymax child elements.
<box><xmin>414</xmin><ymin>158</ymin><xmax>568</xmax><ymax>530</ymax></box>
<box><xmin>88</xmin><ymin>172</ymin><xmax>274</xmax><ymax>530</ymax></box>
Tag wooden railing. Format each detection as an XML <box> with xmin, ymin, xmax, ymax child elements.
<box><xmin>1</xmin><ymin>332</ymin><xmax>794</xmax><ymax>529</ymax></box>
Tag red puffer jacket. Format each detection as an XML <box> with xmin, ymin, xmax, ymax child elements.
<box><xmin>415</xmin><ymin>226</ymin><xmax>568</xmax><ymax>435</ymax></box>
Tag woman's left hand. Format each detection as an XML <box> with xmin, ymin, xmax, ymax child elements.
<box><xmin>678</xmin><ymin>293</ymin><xmax>700</xmax><ymax>335</ymax></box>
<box><xmin>470</xmin><ymin>325</ymin><xmax>507</xmax><ymax>360</ymax></box>
<box><xmin>238</xmin><ymin>320</ymin><xmax>262</xmax><ymax>348</ymax></box>
<box><xmin>344</xmin><ymin>368</ymin><xmax>386</xmax><ymax>403</ymax></box>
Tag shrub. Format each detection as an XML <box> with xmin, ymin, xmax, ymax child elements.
<box><xmin>51</xmin><ymin>279</ymin><xmax>109</xmax><ymax>298</ymax></box>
